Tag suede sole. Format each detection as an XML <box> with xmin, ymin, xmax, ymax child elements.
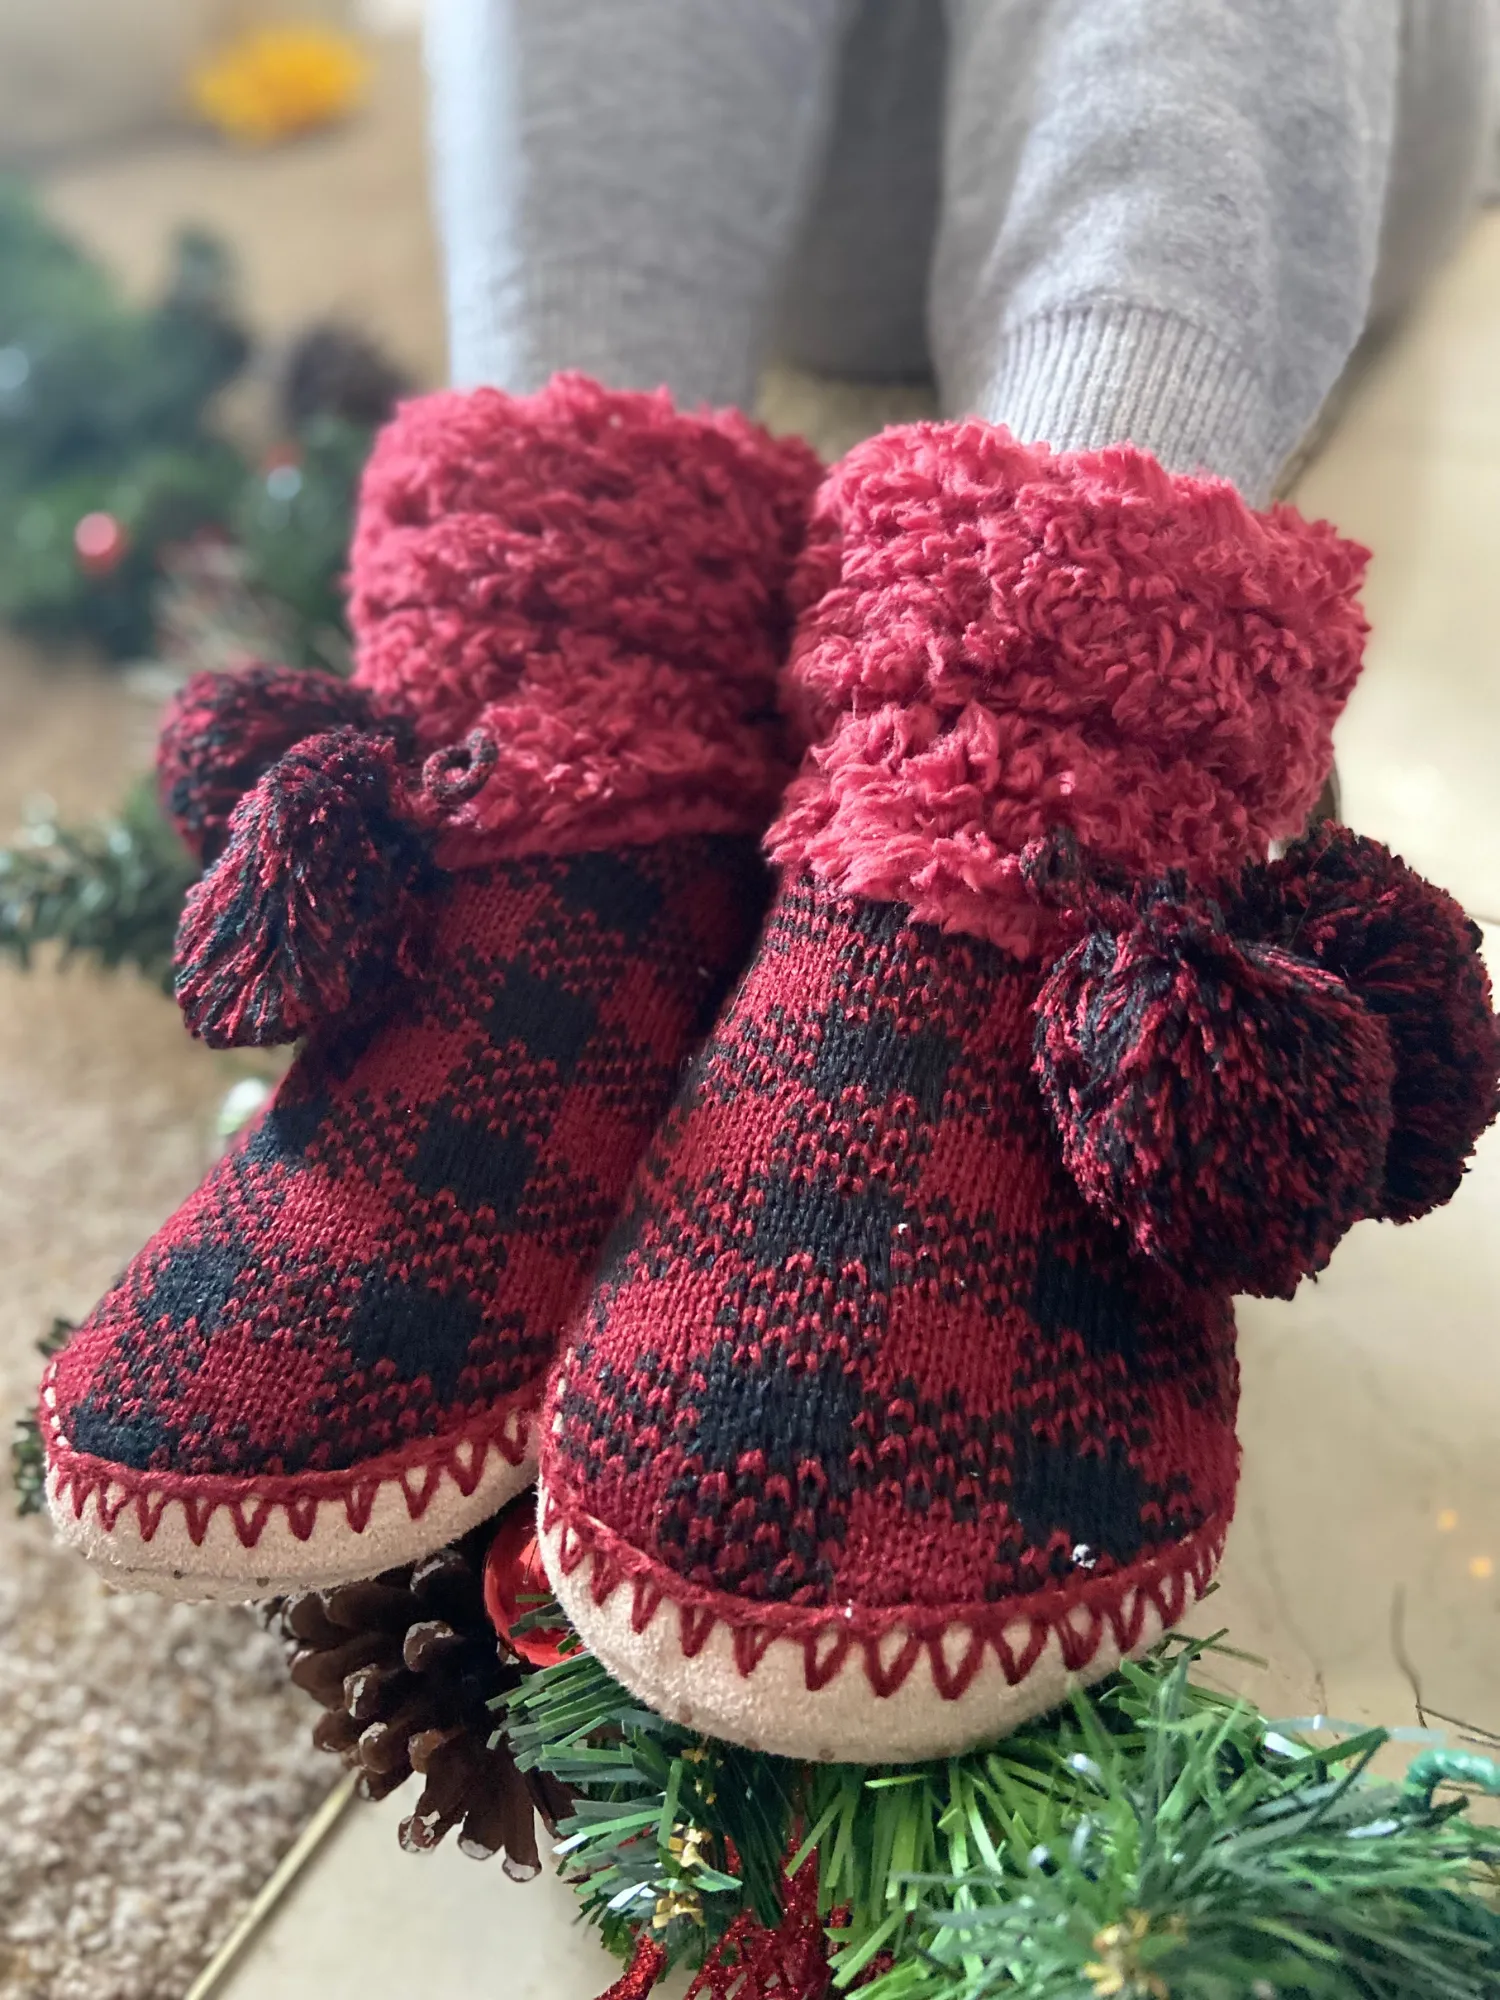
<box><xmin>43</xmin><ymin>1378</ymin><xmax>538</xmax><ymax>1603</ymax></box>
<box><xmin>539</xmin><ymin>1484</ymin><xmax>1227</xmax><ymax>1762</ymax></box>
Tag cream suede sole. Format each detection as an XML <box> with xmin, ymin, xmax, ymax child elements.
<box><xmin>44</xmin><ymin>1386</ymin><xmax>538</xmax><ymax>1602</ymax></box>
<box><xmin>539</xmin><ymin>1485</ymin><xmax>1225</xmax><ymax>1762</ymax></box>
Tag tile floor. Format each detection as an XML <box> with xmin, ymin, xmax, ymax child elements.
<box><xmin>218</xmin><ymin>208</ymin><xmax>1500</xmax><ymax>2000</ymax></box>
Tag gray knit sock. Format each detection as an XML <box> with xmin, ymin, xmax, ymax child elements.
<box><xmin>424</xmin><ymin>0</ymin><xmax>848</xmax><ymax>407</ymax></box>
<box><xmin>426</xmin><ymin>0</ymin><xmax>1489</xmax><ymax>501</ymax></box>
<box><xmin>931</xmin><ymin>0</ymin><xmax>1406</xmax><ymax>501</ymax></box>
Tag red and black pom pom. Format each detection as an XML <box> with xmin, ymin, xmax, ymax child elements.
<box><xmin>1033</xmin><ymin>891</ymin><xmax>1397</xmax><ymax>1298</ymax></box>
<box><xmin>1034</xmin><ymin>825</ymin><xmax>1499</xmax><ymax>1298</ymax></box>
<box><xmin>1241</xmin><ymin>824</ymin><xmax>1500</xmax><ymax>1223</ymax></box>
<box><xmin>173</xmin><ymin>727</ymin><xmax>441</xmax><ymax>1048</ymax></box>
<box><xmin>157</xmin><ymin>663</ymin><xmax>404</xmax><ymax>864</ymax></box>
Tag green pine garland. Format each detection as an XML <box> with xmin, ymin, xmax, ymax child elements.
<box><xmin>0</xmin><ymin>180</ymin><xmax>250</xmax><ymax>657</ymax></box>
<box><xmin>500</xmin><ymin>1632</ymin><xmax>1500</xmax><ymax>2000</ymax></box>
<box><xmin>0</xmin><ymin>777</ymin><xmax>197</xmax><ymax>989</ymax></box>
<box><xmin>10</xmin><ymin>1316</ymin><xmax>73</xmax><ymax>1516</ymax></box>
<box><xmin>0</xmin><ymin>182</ymin><xmax>404</xmax><ymax>992</ymax></box>
<box><xmin>233</xmin><ymin>414</ymin><xmax>375</xmax><ymax>672</ymax></box>
<box><xmin>1</xmin><ymin>175</ymin><xmax>386</xmax><ymax>667</ymax></box>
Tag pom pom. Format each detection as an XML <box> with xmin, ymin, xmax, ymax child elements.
<box><xmin>173</xmin><ymin>728</ymin><xmax>439</xmax><ymax>1048</ymax></box>
<box><xmin>158</xmin><ymin>663</ymin><xmax>397</xmax><ymax>863</ymax></box>
<box><xmin>1243</xmin><ymin>824</ymin><xmax>1500</xmax><ymax>1221</ymax></box>
<box><xmin>1034</xmin><ymin>894</ymin><xmax>1396</xmax><ymax>1298</ymax></box>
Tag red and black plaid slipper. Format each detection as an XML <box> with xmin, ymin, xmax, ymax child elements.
<box><xmin>537</xmin><ymin>423</ymin><xmax>1500</xmax><ymax>1760</ymax></box>
<box><xmin>42</xmin><ymin>375</ymin><xmax>820</xmax><ymax>1600</ymax></box>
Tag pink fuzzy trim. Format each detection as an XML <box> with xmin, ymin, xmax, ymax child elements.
<box><xmin>348</xmin><ymin>374</ymin><xmax>822</xmax><ymax>853</ymax></box>
<box><xmin>769</xmin><ymin>423</ymin><xmax>1369</xmax><ymax>949</ymax></box>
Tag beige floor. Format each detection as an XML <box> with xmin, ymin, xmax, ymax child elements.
<box><xmin>20</xmin><ymin>31</ymin><xmax>1500</xmax><ymax>2000</ymax></box>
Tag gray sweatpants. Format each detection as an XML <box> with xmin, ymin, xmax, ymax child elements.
<box><xmin>426</xmin><ymin>0</ymin><xmax>1494</xmax><ymax>500</ymax></box>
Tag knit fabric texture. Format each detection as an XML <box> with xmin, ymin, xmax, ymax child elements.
<box><xmin>544</xmin><ymin>873</ymin><xmax>1240</xmax><ymax>1656</ymax></box>
<box><xmin>771</xmin><ymin>422</ymin><xmax>1369</xmax><ymax>955</ymax></box>
<box><xmin>48</xmin><ymin>840</ymin><xmax>766</xmax><ymax>1544</ymax></box>
<box><xmin>348</xmin><ymin>372</ymin><xmax>822</xmax><ymax>854</ymax></box>
<box><xmin>536</xmin><ymin>421</ymin><xmax>1493</xmax><ymax>1750</ymax></box>
<box><xmin>45</xmin><ymin>375</ymin><xmax>817</xmax><ymax>1585</ymax></box>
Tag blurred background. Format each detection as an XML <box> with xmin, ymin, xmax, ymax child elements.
<box><xmin>0</xmin><ymin>6</ymin><xmax>1496</xmax><ymax>1999</ymax></box>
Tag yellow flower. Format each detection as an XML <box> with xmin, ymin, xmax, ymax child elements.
<box><xmin>190</xmin><ymin>26</ymin><xmax>369</xmax><ymax>147</ymax></box>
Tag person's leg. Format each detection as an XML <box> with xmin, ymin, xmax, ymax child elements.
<box><xmin>930</xmin><ymin>0</ymin><xmax>1414</xmax><ymax>500</ymax></box>
<box><xmin>1368</xmin><ymin>0</ymin><xmax>1495</xmax><ymax>325</ymax></box>
<box><xmin>424</xmin><ymin>0</ymin><xmax>849</xmax><ymax>405</ymax></box>
<box><xmin>770</xmin><ymin>0</ymin><xmax>945</xmax><ymax>385</ymax></box>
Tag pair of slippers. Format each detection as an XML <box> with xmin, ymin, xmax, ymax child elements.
<box><xmin>42</xmin><ymin>375</ymin><xmax>1498</xmax><ymax>1762</ymax></box>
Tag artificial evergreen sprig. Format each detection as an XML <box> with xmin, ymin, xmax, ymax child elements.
<box><xmin>0</xmin><ymin>777</ymin><xmax>196</xmax><ymax>990</ymax></box>
<box><xmin>504</xmin><ymin>1645</ymin><xmax>798</xmax><ymax>1958</ymax></box>
<box><xmin>859</xmin><ymin>1659</ymin><xmax>1500</xmax><ymax>2000</ymax></box>
<box><xmin>500</xmin><ymin>1631</ymin><xmax>1500</xmax><ymax>1999</ymax></box>
<box><xmin>10</xmin><ymin>1316</ymin><xmax>73</xmax><ymax>1515</ymax></box>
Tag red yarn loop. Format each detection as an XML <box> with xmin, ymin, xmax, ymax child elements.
<box><xmin>1017</xmin><ymin>828</ymin><xmax>1088</xmax><ymax>909</ymax></box>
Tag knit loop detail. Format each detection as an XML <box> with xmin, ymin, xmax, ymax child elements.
<box><xmin>347</xmin><ymin>374</ymin><xmax>823</xmax><ymax>856</ymax></box>
<box><xmin>421</xmin><ymin>727</ymin><xmax>500</xmax><ymax>809</ymax></box>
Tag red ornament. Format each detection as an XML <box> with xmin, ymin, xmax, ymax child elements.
<box><xmin>74</xmin><ymin>511</ymin><xmax>128</xmax><ymax>577</ymax></box>
<box><xmin>482</xmin><ymin>1496</ymin><xmax>574</xmax><ymax>1667</ymax></box>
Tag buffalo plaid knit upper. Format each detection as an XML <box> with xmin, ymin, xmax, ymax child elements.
<box><xmin>43</xmin><ymin>377</ymin><xmax>821</xmax><ymax>1580</ymax></box>
<box><xmin>538</xmin><ymin>422</ymin><xmax>1497</xmax><ymax>1744</ymax></box>
<box><xmin>547</xmin><ymin>873</ymin><xmax>1238</xmax><ymax>1626</ymax></box>
<box><xmin>52</xmin><ymin>841</ymin><xmax>764</xmax><ymax>1500</ymax></box>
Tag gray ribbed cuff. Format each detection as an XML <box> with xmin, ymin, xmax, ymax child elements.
<box><xmin>964</xmin><ymin>305</ymin><xmax>1280</xmax><ymax>502</ymax></box>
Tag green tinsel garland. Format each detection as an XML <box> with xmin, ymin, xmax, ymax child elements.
<box><xmin>500</xmin><ymin>1633</ymin><xmax>1500</xmax><ymax>2000</ymax></box>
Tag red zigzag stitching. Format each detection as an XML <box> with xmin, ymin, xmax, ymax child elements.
<box><xmin>544</xmin><ymin>1489</ymin><xmax>1227</xmax><ymax>1703</ymax></box>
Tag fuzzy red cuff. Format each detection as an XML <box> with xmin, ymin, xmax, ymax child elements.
<box><xmin>769</xmin><ymin>423</ymin><xmax>1369</xmax><ymax>951</ymax></box>
<box><xmin>349</xmin><ymin>374</ymin><xmax>822</xmax><ymax>854</ymax></box>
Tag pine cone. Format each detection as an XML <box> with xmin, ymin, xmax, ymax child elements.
<box><xmin>270</xmin><ymin>1520</ymin><xmax>570</xmax><ymax>1871</ymax></box>
<box><xmin>278</xmin><ymin>324</ymin><xmax>410</xmax><ymax>432</ymax></box>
